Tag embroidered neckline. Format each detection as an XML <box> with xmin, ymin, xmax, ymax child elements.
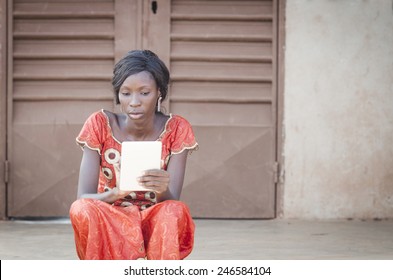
<box><xmin>100</xmin><ymin>109</ymin><xmax>173</xmax><ymax>144</ymax></box>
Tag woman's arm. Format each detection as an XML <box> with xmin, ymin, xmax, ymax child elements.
<box><xmin>77</xmin><ymin>147</ymin><xmax>129</xmax><ymax>203</ymax></box>
<box><xmin>138</xmin><ymin>150</ymin><xmax>188</xmax><ymax>202</ymax></box>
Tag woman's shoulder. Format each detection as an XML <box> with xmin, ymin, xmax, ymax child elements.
<box><xmin>85</xmin><ymin>109</ymin><xmax>107</xmax><ymax>123</ymax></box>
<box><xmin>81</xmin><ymin>109</ymin><xmax>113</xmax><ymax>135</ymax></box>
<box><xmin>86</xmin><ymin>109</ymin><xmax>121</xmax><ymax>128</ymax></box>
<box><xmin>167</xmin><ymin>114</ymin><xmax>192</xmax><ymax>127</ymax></box>
<box><xmin>77</xmin><ymin>110</ymin><xmax>111</xmax><ymax>153</ymax></box>
<box><xmin>162</xmin><ymin>114</ymin><xmax>196</xmax><ymax>140</ymax></box>
<box><xmin>161</xmin><ymin>114</ymin><xmax>198</xmax><ymax>154</ymax></box>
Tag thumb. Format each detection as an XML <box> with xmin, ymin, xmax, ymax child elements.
<box><xmin>113</xmin><ymin>163</ymin><xmax>121</xmax><ymax>188</ymax></box>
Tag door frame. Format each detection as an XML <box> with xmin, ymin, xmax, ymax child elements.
<box><xmin>276</xmin><ymin>0</ymin><xmax>286</xmax><ymax>218</ymax></box>
<box><xmin>0</xmin><ymin>0</ymin><xmax>7</xmax><ymax>220</ymax></box>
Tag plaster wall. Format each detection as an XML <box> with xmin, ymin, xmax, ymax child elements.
<box><xmin>283</xmin><ymin>0</ymin><xmax>393</xmax><ymax>219</ymax></box>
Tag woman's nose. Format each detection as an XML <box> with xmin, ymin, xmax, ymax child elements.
<box><xmin>129</xmin><ymin>94</ymin><xmax>141</xmax><ymax>107</ymax></box>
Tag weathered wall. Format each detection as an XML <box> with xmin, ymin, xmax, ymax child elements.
<box><xmin>283</xmin><ymin>0</ymin><xmax>393</xmax><ymax>219</ymax></box>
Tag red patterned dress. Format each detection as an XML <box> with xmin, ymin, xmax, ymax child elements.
<box><xmin>69</xmin><ymin>110</ymin><xmax>198</xmax><ymax>260</ymax></box>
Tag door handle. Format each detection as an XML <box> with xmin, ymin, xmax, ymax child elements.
<box><xmin>151</xmin><ymin>1</ymin><xmax>158</xmax><ymax>14</ymax></box>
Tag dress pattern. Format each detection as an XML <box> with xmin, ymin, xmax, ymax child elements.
<box><xmin>70</xmin><ymin>110</ymin><xmax>198</xmax><ymax>260</ymax></box>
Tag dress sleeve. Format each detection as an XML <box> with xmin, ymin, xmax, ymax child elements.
<box><xmin>170</xmin><ymin>116</ymin><xmax>199</xmax><ymax>155</ymax></box>
<box><xmin>76</xmin><ymin>111</ymin><xmax>106</xmax><ymax>155</ymax></box>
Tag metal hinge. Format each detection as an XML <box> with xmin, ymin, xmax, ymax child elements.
<box><xmin>4</xmin><ymin>160</ymin><xmax>9</xmax><ymax>184</ymax></box>
<box><xmin>273</xmin><ymin>162</ymin><xmax>285</xmax><ymax>184</ymax></box>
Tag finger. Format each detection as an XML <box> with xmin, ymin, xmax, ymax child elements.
<box><xmin>142</xmin><ymin>169</ymin><xmax>167</xmax><ymax>177</ymax></box>
<box><xmin>138</xmin><ymin>176</ymin><xmax>169</xmax><ymax>184</ymax></box>
<box><xmin>141</xmin><ymin>180</ymin><xmax>169</xmax><ymax>192</ymax></box>
<box><xmin>140</xmin><ymin>179</ymin><xmax>167</xmax><ymax>187</ymax></box>
<box><xmin>141</xmin><ymin>183</ymin><xmax>166</xmax><ymax>193</ymax></box>
<box><xmin>142</xmin><ymin>183</ymin><xmax>159</xmax><ymax>189</ymax></box>
<box><xmin>113</xmin><ymin>187</ymin><xmax>131</xmax><ymax>199</ymax></box>
<box><xmin>113</xmin><ymin>163</ymin><xmax>121</xmax><ymax>188</ymax></box>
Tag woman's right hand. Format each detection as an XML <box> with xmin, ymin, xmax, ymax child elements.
<box><xmin>77</xmin><ymin>153</ymin><xmax>130</xmax><ymax>204</ymax></box>
<box><xmin>109</xmin><ymin>162</ymin><xmax>131</xmax><ymax>201</ymax></box>
<box><xmin>109</xmin><ymin>186</ymin><xmax>131</xmax><ymax>201</ymax></box>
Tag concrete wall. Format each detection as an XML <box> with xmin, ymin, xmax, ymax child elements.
<box><xmin>283</xmin><ymin>0</ymin><xmax>393</xmax><ymax>219</ymax></box>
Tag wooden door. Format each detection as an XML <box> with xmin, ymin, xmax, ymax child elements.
<box><xmin>6</xmin><ymin>0</ymin><xmax>141</xmax><ymax>217</ymax></box>
<box><xmin>6</xmin><ymin>0</ymin><xmax>279</xmax><ymax>219</ymax></box>
<box><xmin>169</xmin><ymin>0</ymin><xmax>279</xmax><ymax>218</ymax></box>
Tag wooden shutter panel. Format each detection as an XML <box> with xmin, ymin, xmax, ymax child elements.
<box><xmin>170</xmin><ymin>0</ymin><xmax>278</xmax><ymax>218</ymax></box>
<box><xmin>8</xmin><ymin>0</ymin><xmax>119</xmax><ymax>217</ymax></box>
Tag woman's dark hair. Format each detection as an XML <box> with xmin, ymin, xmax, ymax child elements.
<box><xmin>112</xmin><ymin>50</ymin><xmax>170</xmax><ymax>104</ymax></box>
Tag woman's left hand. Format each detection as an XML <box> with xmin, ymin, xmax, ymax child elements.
<box><xmin>137</xmin><ymin>169</ymin><xmax>170</xmax><ymax>194</ymax></box>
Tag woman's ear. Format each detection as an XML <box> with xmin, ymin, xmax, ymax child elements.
<box><xmin>157</xmin><ymin>91</ymin><xmax>163</xmax><ymax>112</ymax></box>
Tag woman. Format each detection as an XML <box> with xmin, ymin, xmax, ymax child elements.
<box><xmin>69</xmin><ymin>50</ymin><xmax>198</xmax><ymax>260</ymax></box>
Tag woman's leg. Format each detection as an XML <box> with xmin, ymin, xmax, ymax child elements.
<box><xmin>69</xmin><ymin>198</ymin><xmax>146</xmax><ymax>260</ymax></box>
<box><xmin>141</xmin><ymin>200</ymin><xmax>195</xmax><ymax>260</ymax></box>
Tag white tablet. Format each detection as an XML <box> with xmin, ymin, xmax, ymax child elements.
<box><xmin>119</xmin><ymin>141</ymin><xmax>162</xmax><ymax>191</ymax></box>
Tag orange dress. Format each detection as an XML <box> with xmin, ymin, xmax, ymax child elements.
<box><xmin>69</xmin><ymin>110</ymin><xmax>198</xmax><ymax>260</ymax></box>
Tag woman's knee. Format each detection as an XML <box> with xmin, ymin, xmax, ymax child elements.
<box><xmin>69</xmin><ymin>198</ymin><xmax>97</xmax><ymax>219</ymax></box>
<box><xmin>161</xmin><ymin>200</ymin><xmax>191</xmax><ymax>218</ymax></box>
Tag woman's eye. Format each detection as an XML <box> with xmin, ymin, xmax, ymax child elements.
<box><xmin>121</xmin><ymin>92</ymin><xmax>130</xmax><ymax>96</ymax></box>
<box><xmin>141</xmin><ymin>92</ymin><xmax>150</xmax><ymax>96</ymax></box>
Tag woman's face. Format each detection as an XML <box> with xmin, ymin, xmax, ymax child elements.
<box><xmin>118</xmin><ymin>71</ymin><xmax>160</xmax><ymax>121</ymax></box>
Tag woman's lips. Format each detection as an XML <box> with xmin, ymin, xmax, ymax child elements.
<box><xmin>128</xmin><ymin>112</ymin><xmax>143</xmax><ymax>120</ymax></box>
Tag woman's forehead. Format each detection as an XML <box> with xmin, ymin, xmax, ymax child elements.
<box><xmin>121</xmin><ymin>71</ymin><xmax>157</xmax><ymax>88</ymax></box>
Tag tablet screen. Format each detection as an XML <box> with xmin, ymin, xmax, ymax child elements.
<box><xmin>119</xmin><ymin>141</ymin><xmax>162</xmax><ymax>191</ymax></box>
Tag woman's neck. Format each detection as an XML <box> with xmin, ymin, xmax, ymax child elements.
<box><xmin>122</xmin><ymin>113</ymin><xmax>158</xmax><ymax>141</ymax></box>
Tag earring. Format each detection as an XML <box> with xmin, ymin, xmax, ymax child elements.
<box><xmin>157</xmin><ymin>96</ymin><xmax>162</xmax><ymax>112</ymax></box>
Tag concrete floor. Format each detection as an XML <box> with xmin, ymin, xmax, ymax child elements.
<box><xmin>0</xmin><ymin>218</ymin><xmax>392</xmax><ymax>260</ymax></box>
